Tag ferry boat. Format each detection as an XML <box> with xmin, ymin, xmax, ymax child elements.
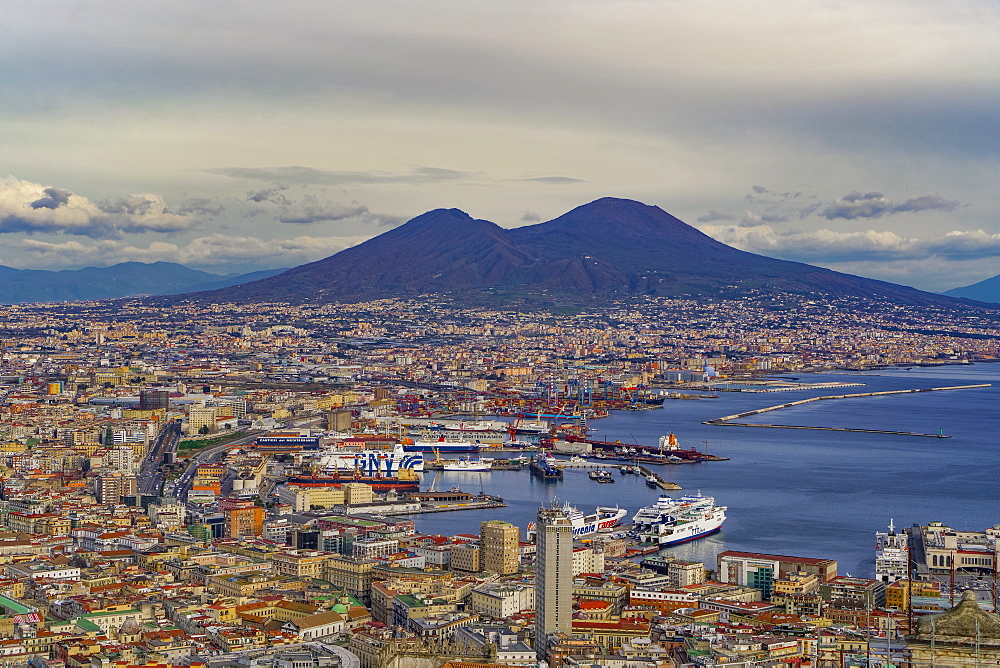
<box><xmin>631</xmin><ymin>492</ymin><xmax>726</xmax><ymax>546</ymax></box>
<box><xmin>403</xmin><ymin>435</ymin><xmax>480</xmax><ymax>453</ymax></box>
<box><xmin>440</xmin><ymin>420</ymin><xmax>505</xmax><ymax>432</ymax></box>
<box><xmin>442</xmin><ymin>457</ymin><xmax>494</xmax><ymax>472</ymax></box>
<box><xmin>286</xmin><ymin>467</ymin><xmax>420</xmax><ymax>492</ymax></box>
<box><xmin>317</xmin><ymin>444</ymin><xmax>424</xmax><ymax>474</ymax></box>
<box><xmin>528</xmin><ymin>503</ymin><xmax>627</xmax><ymax>540</ymax></box>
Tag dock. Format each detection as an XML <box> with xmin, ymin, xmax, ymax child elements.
<box><xmin>705</xmin><ymin>384</ymin><xmax>991</xmax><ymax>437</ymax></box>
<box><xmin>637</xmin><ymin>465</ymin><xmax>682</xmax><ymax>490</ymax></box>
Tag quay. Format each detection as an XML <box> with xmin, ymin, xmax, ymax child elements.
<box><xmin>636</xmin><ymin>465</ymin><xmax>682</xmax><ymax>490</ymax></box>
<box><xmin>705</xmin><ymin>383</ymin><xmax>991</xmax><ymax>436</ymax></box>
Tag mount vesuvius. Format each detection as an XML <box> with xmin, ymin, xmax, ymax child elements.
<box><xmin>181</xmin><ymin>198</ymin><xmax>977</xmax><ymax>307</ymax></box>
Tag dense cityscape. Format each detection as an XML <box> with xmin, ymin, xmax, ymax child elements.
<box><xmin>0</xmin><ymin>293</ymin><xmax>996</xmax><ymax>667</ymax></box>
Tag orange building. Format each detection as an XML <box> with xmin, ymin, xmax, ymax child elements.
<box><xmin>224</xmin><ymin>500</ymin><xmax>265</xmax><ymax>538</ymax></box>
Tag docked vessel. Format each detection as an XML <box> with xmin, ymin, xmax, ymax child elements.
<box><xmin>442</xmin><ymin>457</ymin><xmax>494</xmax><ymax>472</ymax></box>
<box><xmin>528</xmin><ymin>503</ymin><xmax>627</xmax><ymax>540</ymax></box>
<box><xmin>439</xmin><ymin>420</ymin><xmax>505</xmax><ymax>432</ymax></box>
<box><xmin>317</xmin><ymin>444</ymin><xmax>425</xmax><ymax>474</ymax></box>
<box><xmin>631</xmin><ymin>492</ymin><xmax>726</xmax><ymax>546</ymax></box>
<box><xmin>403</xmin><ymin>436</ymin><xmax>480</xmax><ymax>453</ymax></box>
<box><xmin>529</xmin><ymin>452</ymin><xmax>563</xmax><ymax>480</ymax></box>
<box><xmin>285</xmin><ymin>467</ymin><xmax>420</xmax><ymax>492</ymax></box>
<box><xmin>588</xmin><ymin>469</ymin><xmax>615</xmax><ymax>483</ymax></box>
<box><xmin>875</xmin><ymin>519</ymin><xmax>909</xmax><ymax>583</ymax></box>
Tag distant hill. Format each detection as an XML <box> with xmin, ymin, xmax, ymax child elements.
<box><xmin>944</xmin><ymin>275</ymin><xmax>1000</xmax><ymax>304</ymax></box>
<box><xmin>176</xmin><ymin>197</ymin><xmax>984</xmax><ymax>308</ymax></box>
<box><xmin>0</xmin><ymin>262</ymin><xmax>287</xmax><ymax>304</ymax></box>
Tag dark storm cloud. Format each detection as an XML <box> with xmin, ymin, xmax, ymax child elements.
<box><xmin>278</xmin><ymin>199</ymin><xmax>370</xmax><ymax>224</ymax></box>
<box><xmin>822</xmin><ymin>191</ymin><xmax>962</xmax><ymax>220</ymax></box>
<box><xmin>247</xmin><ymin>185</ymin><xmax>291</xmax><ymax>205</ymax></box>
<box><xmin>30</xmin><ymin>187</ymin><xmax>72</xmax><ymax>210</ymax></box>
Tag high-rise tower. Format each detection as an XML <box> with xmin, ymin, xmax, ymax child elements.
<box><xmin>534</xmin><ymin>504</ymin><xmax>574</xmax><ymax>659</ymax></box>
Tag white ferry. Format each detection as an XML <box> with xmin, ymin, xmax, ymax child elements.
<box><xmin>631</xmin><ymin>492</ymin><xmax>726</xmax><ymax>546</ymax></box>
<box><xmin>528</xmin><ymin>503</ymin><xmax>627</xmax><ymax>540</ymax></box>
<box><xmin>317</xmin><ymin>444</ymin><xmax>424</xmax><ymax>475</ymax></box>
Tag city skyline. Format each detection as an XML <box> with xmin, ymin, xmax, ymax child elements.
<box><xmin>2</xmin><ymin>1</ymin><xmax>999</xmax><ymax>292</ymax></box>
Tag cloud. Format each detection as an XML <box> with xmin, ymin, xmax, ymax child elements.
<box><xmin>698</xmin><ymin>222</ymin><xmax>1000</xmax><ymax>264</ymax></box>
<box><xmin>17</xmin><ymin>233</ymin><xmax>367</xmax><ymax>271</ymax></box>
<box><xmin>278</xmin><ymin>198</ymin><xmax>370</xmax><ymax>224</ymax></box>
<box><xmin>176</xmin><ymin>197</ymin><xmax>226</xmax><ymax>216</ymax></box>
<box><xmin>247</xmin><ymin>185</ymin><xmax>290</xmax><ymax>205</ymax></box>
<box><xmin>0</xmin><ymin>177</ymin><xmax>198</xmax><ymax>239</ymax></box>
<box><xmin>521</xmin><ymin>211</ymin><xmax>541</xmax><ymax>223</ymax></box>
<box><xmin>822</xmin><ymin>191</ymin><xmax>962</xmax><ymax>220</ymax></box>
<box><xmin>697</xmin><ymin>210</ymin><xmax>737</xmax><ymax>223</ymax></box>
<box><xmin>205</xmin><ymin>165</ymin><xmax>478</xmax><ymax>186</ymax></box>
<box><xmin>30</xmin><ymin>187</ymin><xmax>72</xmax><ymax>210</ymax></box>
<box><xmin>511</xmin><ymin>176</ymin><xmax>586</xmax><ymax>184</ymax></box>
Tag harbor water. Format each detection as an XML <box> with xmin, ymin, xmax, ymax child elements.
<box><xmin>405</xmin><ymin>363</ymin><xmax>1000</xmax><ymax>577</ymax></box>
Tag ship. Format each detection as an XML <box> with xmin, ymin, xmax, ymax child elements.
<box><xmin>403</xmin><ymin>435</ymin><xmax>480</xmax><ymax>453</ymax></box>
<box><xmin>528</xmin><ymin>503</ymin><xmax>627</xmax><ymax>540</ymax></box>
<box><xmin>875</xmin><ymin>519</ymin><xmax>909</xmax><ymax>583</ymax></box>
<box><xmin>631</xmin><ymin>492</ymin><xmax>726</xmax><ymax>546</ymax></box>
<box><xmin>317</xmin><ymin>444</ymin><xmax>424</xmax><ymax>474</ymax></box>
<box><xmin>529</xmin><ymin>452</ymin><xmax>563</xmax><ymax>480</ymax></box>
<box><xmin>285</xmin><ymin>467</ymin><xmax>421</xmax><ymax>492</ymax></box>
<box><xmin>439</xmin><ymin>420</ymin><xmax>505</xmax><ymax>432</ymax></box>
<box><xmin>442</xmin><ymin>457</ymin><xmax>494</xmax><ymax>472</ymax></box>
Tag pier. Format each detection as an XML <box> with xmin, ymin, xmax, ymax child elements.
<box><xmin>636</xmin><ymin>465</ymin><xmax>682</xmax><ymax>490</ymax></box>
<box><xmin>705</xmin><ymin>384</ymin><xmax>991</xmax><ymax>437</ymax></box>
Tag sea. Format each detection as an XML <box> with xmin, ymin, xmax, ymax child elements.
<box><xmin>403</xmin><ymin>363</ymin><xmax>1000</xmax><ymax>577</ymax></box>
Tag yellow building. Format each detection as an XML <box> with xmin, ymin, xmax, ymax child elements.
<box><xmin>480</xmin><ymin>521</ymin><xmax>519</xmax><ymax>575</ymax></box>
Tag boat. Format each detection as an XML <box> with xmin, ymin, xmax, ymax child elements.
<box><xmin>529</xmin><ymin>452</ymin><xmax>563</xmax><ymax>480</ymax></box>
<box><xmin>403</xmin><ymin>435</ymin><xmax>480</xmax><ymax>453</ymax></box>
<box><xmin>442</xmin><ymin>457</ymin><xmax>494</xmax><ymax>472</ymax></box>
<box><xmin>440</xmin><ymin>420</ymin><xmax>505</xmax><ymax>432</ymax></box>
<box><xmin>317</xmin><ymin>444</ymin><xmax>425</xmax><ymax>474</ymax></box>
<box><xmin>286</xmin><ymin>467</ymin><xmax>421</xmax><ymax>492</ymax></box>
<box><xmin>619</xmin><ymin>466</ymin><xmax>629</xmax><ymax>475</ymax></box>
<box><xmin>645</xmin><ymin>475</ymin><xmax>659</xmax><ymax>487</ymax></box>
<box><xmin>528</xmin><ymin>503</ymin><xmax>627</xmax><ymax>540</ymax></box>
<box><xmin>588</xmin><ymin>468</ymin><xmax>615</xmax><ymax>483</ymax></box>
<box><xmin>630</xmin><ymin>492</ymin><xmax>726</xmax><ymax>546</ymax></box>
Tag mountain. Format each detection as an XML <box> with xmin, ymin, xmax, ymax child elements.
<box><xmin>944</xmin><ymin>275</ymin><xmax>1000</xmax><ymax>304</ymax></box>
<box><xmin>0</xmin><ymin>262</ymin><xmax>287</xmax><ymax>304</ymax></box>
<box><xmin>181</xmin><ymin>197</ymin><xmax>981</xmax><ymax>307</ymax></box>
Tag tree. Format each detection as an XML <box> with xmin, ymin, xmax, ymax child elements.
<box><xmin>198</xmin><ymin>425</ymin><xmax>210</xmax><ymax>435</ymax></box>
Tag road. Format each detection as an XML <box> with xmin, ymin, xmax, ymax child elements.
<box><xmin>138</xmin><ymin>420</ymin><xmax>181</xmax><ymax>496</ymax></box>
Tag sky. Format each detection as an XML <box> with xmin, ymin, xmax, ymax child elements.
<box><xmin>1</xmin><ymin>0</ymin><xmax>999</xmax><ymax>292</ymax></box>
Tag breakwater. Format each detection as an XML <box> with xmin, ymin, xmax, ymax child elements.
<box><xmin>704</xmin><ymin>384</ymin><xmax>991</xmax><ymax>437</ymax></box>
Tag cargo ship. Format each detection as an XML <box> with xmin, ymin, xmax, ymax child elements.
<box><xmin>565</xmin><ymin>433</ymin><xmax>728</xmax><ymax>462</ymax></box>
<box><xmin>285</xmin><ymin>467</ymin><xmax>420</xmax><ymax>492</ymax></box>
<box><xmin>631</xmin><ymin>492</ymin><xmax>726</xmax><ymax>546</ymax></box>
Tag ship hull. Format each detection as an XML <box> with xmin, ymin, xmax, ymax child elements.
<box><xmin>404</xmin><ymin>441</ymin><xmax>480</xmax><ymax>453</ymax></box>
<box><xmin>286</xmin><ymin>476</ymin><xmax>420</xmax><ymax>492</ymax></box>
<box><xmin>659</xmin><ymin>524</ymin><xmax>722</xmax><ymax>546</ymax></box>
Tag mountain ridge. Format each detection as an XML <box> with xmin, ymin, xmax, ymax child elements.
<box><xmin>0</xmin><ymin>262</ymin><xmax>287</xmax><ymax>304</ymax></box>
<box><xmin>174</xmin><ymin>197</ymin><xmax>990</xmax><ymax>308</ymax></box>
